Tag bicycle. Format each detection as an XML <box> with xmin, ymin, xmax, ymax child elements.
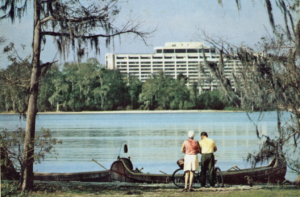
<box><xmin>172</xmin><ymin>159</ymin><xmax>224</xmax><ymax>188</ymax></box>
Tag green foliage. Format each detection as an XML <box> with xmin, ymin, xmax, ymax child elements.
<box><xmin>0</xmin><ymin>58</ymin><xmax>31</xmax><ymax>114</ymax></box>
<box><xmin>0</xmin><ymin>128</ymin><xmax>62</xmax><ymax>185</ymax></box>
<box><xmin>127</xmin><ymin>76</ymin><xmax>143</xmax><ymax>109</ymax></box>
<box><xmin>43</xmin><ymin>60</ymin><xmax>130</xmax><ymax>111</ymax></box>
<box><xmin>196</xmin><ymin>90</ymin><xmax>230</xmax><ymax>110</ymax></box>
<box><xmin>0</xmin><ymin>43</ymin><xmax>51</xmax><ymax>114</ymax></box>
<box><xmin>60</xmin><ymin>60</ymin><xmax>100</xmax><ymax>111</ymax></box>
<box><xmin>138</xmin><ymin>72</ymin><xmax>191</xmax><ymax>110</ymax></box>
<box><xmin>94</xmin><ymin>68</ymin><xmax>129</xmax><ymax>110</ymax></box>
<box><xmin>0</xmin><ymin>59</ymin><xmax>236</xmax><ymax>112</ymax></box>
<box><xmin>1</xmin><ymin>180</ymin><xmax>19</xmax><ymax>197</ymax></box>
<box><xmin>38</xmin><ymin>65</ymin><xmax>62</xmax><ymax>112</ymax></box>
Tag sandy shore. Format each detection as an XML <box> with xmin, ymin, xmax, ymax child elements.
<box><xmin>1</xmin><ymin>109</ymin><xmax>243</xmax><ymax>115</ymax></box>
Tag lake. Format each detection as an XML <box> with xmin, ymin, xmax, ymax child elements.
<box><xmin>0</xmin><ymin>111</ymin><xmax>297</xmax><ymax>181</ymax></box>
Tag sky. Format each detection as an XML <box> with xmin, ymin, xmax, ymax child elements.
<box><xmin>0</xmin><ymin>0</ymin><xmax>284</xmax><ymax>69</ymax></box>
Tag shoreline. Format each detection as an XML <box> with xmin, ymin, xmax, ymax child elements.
<box><xmin>2</xmin><ymin>180</ymin><xmax>299</xmax><ymax>197</ymax></box>
<box><xmin>0</xmin><ymin>109</ymin><xmax>244</xmax><ymax>115</ymax></box>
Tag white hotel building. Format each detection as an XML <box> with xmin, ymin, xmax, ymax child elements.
<box><xmin>106</xmin><ymin>42</ymin><xmax>242</xmax><ymax>93</ymax></box>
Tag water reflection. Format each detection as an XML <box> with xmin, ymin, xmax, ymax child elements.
<box><xmin>0</xmin><ymin>112</ymin><xmax>296</xmax><ymax>181</ymax></box>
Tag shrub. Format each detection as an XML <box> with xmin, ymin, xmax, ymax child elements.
<box><xmin>197</xmin><ymin>90</ymin><xmax>229</xmax><ymax>110</ymax></box>
<box><xmin>1</xmin><ymin>180</ymin><xmax>19</xmax><ymax>196</ymax></box>
<box><xmin>0</xmin><ymin>128</ymin><xmax>62</xmax><ymax>189</ymax></box>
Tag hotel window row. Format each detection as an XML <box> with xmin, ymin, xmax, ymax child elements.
<box><xmin>106</xmin><ymin>42</ymin><xmax>242</xmax><ymax>93</ymax></box>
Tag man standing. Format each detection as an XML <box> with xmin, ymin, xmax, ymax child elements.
<box><xmin>181</xmin><ymin>130</ymin><xmax>201</xmax><ymax>192</ymax></box>
<box><xmin>199</xmin><ymin>131</ymin><xmax>217</xmax><ymax>187</ymax></box>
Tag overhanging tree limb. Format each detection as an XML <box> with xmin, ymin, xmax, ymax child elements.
<box><xmin>40</xmin><ymin>60</ymin><xmax>58</xmax><ymax>68</ymax></box>
<box><xmin>42</xmin><ymin>29</ymin><xmax>152</xmax><ymax>40</ymax></box>
<box><xmin>40</xmin><ymin>14</ymin><xmax>109</xmax><ymax>24</ymax></box>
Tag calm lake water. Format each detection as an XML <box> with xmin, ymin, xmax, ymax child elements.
<box><xmin>0</xmin><ymin>111</ymin><xmax>297</xmax><ymax>181</ymax></box>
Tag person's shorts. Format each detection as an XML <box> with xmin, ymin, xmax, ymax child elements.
<box><xmin>184</xmin><ymin>154</ymin><xmax>200</xmax><ymax>172</ymax></box>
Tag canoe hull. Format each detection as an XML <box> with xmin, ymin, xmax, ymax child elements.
<box><xmin>109</xmin><ymin>156</ymin><xmax>287</xmax><ymax>185</ymax></box>
<box><xmin>110</xmin><ymin>158</ymin><xmax>172</xmax><ymax>183</ymax></box>
<box><xmin>222</xmin><ymin>155</ymin><xmax>287</xmax><ymax>185</ymax></box>
<box><xmin>33</xmin><ymin>155</ymin><xmax>287</xmax><ymax>185</ymax></box>
<box><xmin>34</xmin><ymin>170</ymin><xmax>110</xmax><ymax>182</ymax></box>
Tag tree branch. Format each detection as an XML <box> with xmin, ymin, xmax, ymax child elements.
<box><xmin>40</xmin><ymin>60</ymin><xmax>58</xmax><ymax>68</ymax></box>
<box><xmin>42</xmin><ymin>29</ymin><xmax>149</xmax><ymax>39</ymax></box>
<box><xmin>41</xmin><ymin>25</ymin><xmax>152</xmax><ymax>46</ymax></box>
<box><xmin>40</xmin><ymin>16</ymin><xmax>54</xmax><ymax>24</ymax></box>
<box><xmin>0</xmin><ymin>71</ymin><xmax>30</xmax><ymax>89</ymax></box>
<box><xmin>41</xmin><ymin>14</ymin><xmax>109</xmax><ymax>24</ymax></box>
<box><xmin>283</xmin><ymin>129</ymin><xmax>300</xmax><ymax>143</ymax></box>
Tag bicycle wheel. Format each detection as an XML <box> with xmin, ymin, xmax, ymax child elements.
<box><xmin>172</xmin><ymin>168</ymin><xmax>185</xmax><ymax>188</ymax></box>
<box><xmin>172</xmin><ymin>169</ymin><xmax>202</xmax><ymax>188</ymax></box>
<box><xmin>214</xmin><ymin>167</ymin><xmax>224</xmax><ymax>187</ymax></box>
<box><xmin>192</xmin><ymin>171</ymin><xmax>202</xmax><ymax>188</ymax></box>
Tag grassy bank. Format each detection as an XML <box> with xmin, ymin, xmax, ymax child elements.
<box><xmin>8</xmin><ymin>188</ymin><xmax>300</xmax><ymax>197</ymax></box>
<box><xmin>2</xmin><ymin>181</ymin><xmax>299</xmax><ymax>197</ymax></box>
<box><xmin>4</xmin><ymin>187</ymin><xmax>300</xmax><ymax>197</ymax></box>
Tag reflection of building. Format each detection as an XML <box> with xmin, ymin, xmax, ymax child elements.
<box><xmin>106</xmin><ymin>42</ymin><xmax>242</xmax><ymax>93</ymax></box>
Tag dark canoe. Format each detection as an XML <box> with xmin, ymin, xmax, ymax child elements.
<box><xmin>34</xmin><ymin>155</ymin><xmax>286</xmax><ymax>185</ymax></box>
<box><xmin>110</xmin><ymin>155</ymin><xmax>287</xmax><ymax>185</ymax></box>
<box><xmin>110</xmin><ymin>157</ymin><xmax>172</xmax><ymax>183</ymax></box>
<box><xmin>221</xmin><ymin>155</ymin><xmax>287</xmax><ymax>185</ymax></box>
<box><xmin>33</xmin><ymin>157</ymin><xmax>172</xmax><ymax>183</ymax></box>
<box><xmin>34</xmin><ymin>170</ymin><xmax>110</xmax><ymax>182</ymax></box>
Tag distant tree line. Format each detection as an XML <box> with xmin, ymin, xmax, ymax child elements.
<box><xmin>0</xmin><ymin>58</ymin><xmax>235</xmax><ymax>112</ymax></box>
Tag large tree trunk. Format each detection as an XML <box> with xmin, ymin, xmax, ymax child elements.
<box><xmin>22</xmin><ymin>0</ymin><xmax>41</xmax><ymax>191</ymax></box>
<box><xmin>295</xmin><ymin>174</ymin><xmax>300</xmax><ymax>186</ymax></box>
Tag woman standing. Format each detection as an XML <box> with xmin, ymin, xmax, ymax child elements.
<box><xmin>181</xmin><ymin>130</ymin><xmax>201</xmax><ymax>192</ymax></box>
